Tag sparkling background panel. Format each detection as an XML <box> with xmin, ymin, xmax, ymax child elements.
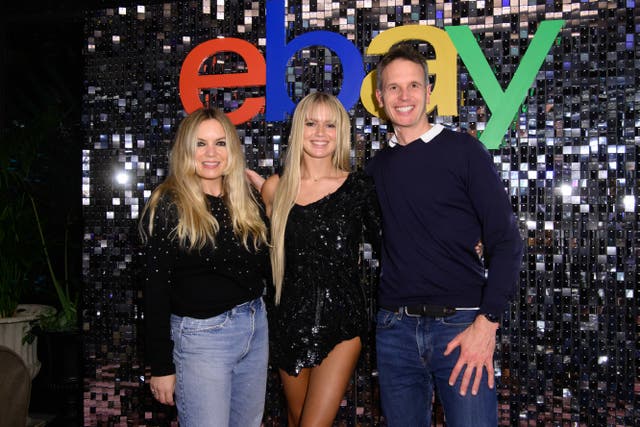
<box><xmin>82</xmin><ymin>1</ymin><xmax>638</xmax><ymax>426</ymax></box>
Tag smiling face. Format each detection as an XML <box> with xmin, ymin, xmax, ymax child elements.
<box><xmin>194</xmin><ymin>118</ymin><xmax>228</xmax><ymax>195</ymax></box>
<box><xmin>376</xmin><ymin>58</ymin><xmax>432</xmax><ymax>143</ymax></box>
<box><xmin>301</xmin><ymin>102</ymin><xmax>338</xmax><ymax>161</ymax></box>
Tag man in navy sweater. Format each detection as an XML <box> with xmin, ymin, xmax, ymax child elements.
<box><xmin>366</xmin><ymin>43</ymin><xmax>523</xmax><ymax>426</ymax></box>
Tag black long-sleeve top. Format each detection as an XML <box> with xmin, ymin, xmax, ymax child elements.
<box><xmin>143</xmin><ymin>194</ymin><xmax>269</xmax><ymax>376</ymax></box>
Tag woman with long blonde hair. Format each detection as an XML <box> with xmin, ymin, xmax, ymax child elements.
<box><xmin>140</xmin><ymin>108</ymin><xmax>269</xmax><ymax>427</ymax></box>
<box><xmin>260</xmin><ymin>92</ymin><xmax>380</xmax><ymax>426</ymax></box>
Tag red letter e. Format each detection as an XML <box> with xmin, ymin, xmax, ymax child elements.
<box><xmin>179</xmin><ymin>38</ymin><xmax>265</xmax><ymax>124</ymax></box>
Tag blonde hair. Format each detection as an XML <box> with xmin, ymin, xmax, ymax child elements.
<box><xmin>140</xmin><ymin>108</ymin><xmax>267</xmax><ymax>251</ymax></box>
<box><xmin>270</xmin><ymin>93</ymin><xmax>351</xmax><ymax>303</ymax></box>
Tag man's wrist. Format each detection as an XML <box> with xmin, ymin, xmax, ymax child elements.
<box><xmin>478</xmin><ymin>312</ymin><xmax>501</xmax><ymax>324</ymax></box>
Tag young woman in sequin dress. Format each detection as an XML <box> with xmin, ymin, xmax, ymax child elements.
<box><xmin>260</xmin><ymin>93</ymin><xmax>380</xmax><ymax>426</ymax></box>
<box><xmin>140</xmin><ymin>108</ymin><xmax>270</xmax><ymax>427</ymax></box>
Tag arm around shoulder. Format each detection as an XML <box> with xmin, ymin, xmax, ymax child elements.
<box><xmin>260</xmin><ymin>174</ymin><xmax>280</xmax><ymax>217</ymax></box>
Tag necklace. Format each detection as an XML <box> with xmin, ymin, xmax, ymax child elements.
<box><xmin>307</xmin><ymin>169</ymin><xmax>342</xmax><ymax>182</ymax></box>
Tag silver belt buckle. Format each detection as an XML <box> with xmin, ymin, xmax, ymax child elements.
<box><xmin>402</xmin><ymin>306</ymin><xmax>422</xmax><ymax>317</ymax></box>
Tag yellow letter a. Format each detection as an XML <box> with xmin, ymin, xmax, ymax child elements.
<box><xmin>360</xmin><ymin>25</ymin><xmax>458</xmax><ymax>119</ymax></box>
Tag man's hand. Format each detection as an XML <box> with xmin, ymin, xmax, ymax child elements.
<box><xmin>150</xmin><ymin>374</ymin><xmax>176</xmax><ymax>405</ymax></box>
<box><xmin>444</xmin><ymin>314</ymin><xmax>499</xmax><ymax>396</ymax></box>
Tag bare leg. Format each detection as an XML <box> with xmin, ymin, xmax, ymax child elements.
<box><xmin>304</xmin><ymin>337</ymin><xmax>362</xmax><ymax>426</ymax></box>
<box><xmin>279</xmin><ymin>337</ymin><xmax>362</xmax><ymax>427</ymax></box>
<box><xmin>280</xmin><ymin>368</ymin><xmax>310</xmax><ymax>427</ymax></box>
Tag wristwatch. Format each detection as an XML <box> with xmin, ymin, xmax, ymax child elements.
<box><xmin>480</xmin><ymin>312</ymin><xmax>501</xmax><ymax>324</ymax></box>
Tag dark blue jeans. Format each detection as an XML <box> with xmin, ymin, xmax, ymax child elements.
<box><xmin>376</xmin><ymin>308</ymin><xmax>498</xmax><ymax>427</ymax></box>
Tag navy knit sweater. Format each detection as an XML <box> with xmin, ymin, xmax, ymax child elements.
<box><xmin>366</xmin><ymin>125</ymin><xmax>523</xmax><ymax>318</ymax></box>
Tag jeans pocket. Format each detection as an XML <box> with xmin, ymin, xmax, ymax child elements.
<box><xmin>179</xmin><ymin>312</ymin><xmax>231</xmax><ymax>335</ymax></box>
<box><xmin>376</xmin><ymin>309</ymin><xmax>399</xmax><ymax>330</ymax></box>
<box><xmin>441</xmin><ymin>310</ymin><xmax>476</xmax><ymax>327</ymax></box>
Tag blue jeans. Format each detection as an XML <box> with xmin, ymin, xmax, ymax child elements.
<box><xmin>171</xmin><ymin>297</ymin><xmax>268</xmax><ymax>427</ymax></box>
<box><xmin>376</xmin><ymin>308</ymin><xmax>497</xmax><ymax>427</ymax></box>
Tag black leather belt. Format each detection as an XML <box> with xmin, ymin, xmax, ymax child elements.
<box><xmin>381</xmin><ymin>304</ymin><xmax>457</xmax><ymax>317</ymax></box>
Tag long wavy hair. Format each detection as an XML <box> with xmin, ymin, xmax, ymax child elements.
<box><xmin>270</xmin><ymin>93</ymin><xmax>351</xmax><ymax>303</ymax></box>
<box><xmin>140</xmin><ymin>108</ymin><xmax>267</xmax><ymax>251</ymax></box>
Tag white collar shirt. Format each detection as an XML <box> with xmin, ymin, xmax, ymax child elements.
<box><xmin>388</xmin><ymin>123</ymin><xmax>444</xmax><ymax>147</ymax></box>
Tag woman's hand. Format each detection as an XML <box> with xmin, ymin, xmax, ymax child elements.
<box><xmin>245</xmin><ymin>169</ymin><xmax>266</xmax><ymax>192</ymax></box>
<box><xmin>475</xmin><ymin>240</ymin><xmax>483</xmax><ymax>258</ymax></box>
<box><xmin>150</xmin><ymin>374</ymin><xmax>176</xmax><ymax>405</ymax></box>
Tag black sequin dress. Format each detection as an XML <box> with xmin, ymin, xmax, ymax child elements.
<box><xmin>270</xmin><ymin>171</ymin><xmax>381</xmax><ymax>376</ymax></box>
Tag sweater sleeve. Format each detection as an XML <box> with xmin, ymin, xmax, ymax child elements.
<box><xmin>143</xmin><ymin>198</ymin><xmax>178</xmax><ymax>376</ymax></box>
<box><xmin>465</xmin><ymin>137</ymin><xmax>524</xmax><ymax>317</ymax></box>
<box><xmin>360</xmin><ymin>172</ymin><xmax>382</xmax><ymax>257</ymax></box>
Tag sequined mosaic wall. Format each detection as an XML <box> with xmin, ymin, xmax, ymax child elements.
<box><xmin>82</xmin><ymin>1</ymin><xmax>638</xmax><ymax>425</ymax></box>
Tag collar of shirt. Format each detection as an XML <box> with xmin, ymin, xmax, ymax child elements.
<box><xmin>388</xmin><ymin>123</ymin><xmax>444</xmax><ymax>147</ymax></box>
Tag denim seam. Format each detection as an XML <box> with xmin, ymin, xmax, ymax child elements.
<box><xmin>241</xmin><ymin>302</ymin><xmax>256</xmax><ymax>359</ymax></box>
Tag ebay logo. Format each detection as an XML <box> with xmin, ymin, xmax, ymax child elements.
<box><xmin>180</xmin><ymin>1</ymin><xmax>564</xmax><ymax>149</ymax></box>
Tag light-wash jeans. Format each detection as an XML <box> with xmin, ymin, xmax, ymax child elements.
<box><xmin>170</xmin><ymin>297</ymin><xmax>268</xmax><ymax>427</ymax></box>
<box><xmin>376</xmin><ymin>308</ymin><xmax>498</xmax><ymax>427</ymax></box>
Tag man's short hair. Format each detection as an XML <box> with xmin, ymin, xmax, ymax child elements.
<box><xmin>376</xmin><ymin>42</ymin><xmax>429</xmax><ymax>91</ymax></box>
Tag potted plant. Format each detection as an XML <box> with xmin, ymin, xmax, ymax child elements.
<box><xmin>0</xmin><ymin>125</ymin><xmax>56</xmax><ymax>379</ymax></box>
<box><xmin>23</xmin><ymin>195</ymin><xmax>79</xmax><ymax>341</ymax></box>
<box><xmin>3</xmin><ymin>16</ymin><xmax>84</xmax><ymax>422</ymax></box>
<box><xmin>0</xmin><ymin>109</ymin><xmax>80</xmax><ymax>337</ymax></box>
<box><xmin>24</xmin><ymin>194</ymin><xmax>81</xmax><ymax>422</ymax></box>
<box><xmin>0</xmin><ymin>111</ymin><xmax>83</xmax><ymax>424</ymax></box>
